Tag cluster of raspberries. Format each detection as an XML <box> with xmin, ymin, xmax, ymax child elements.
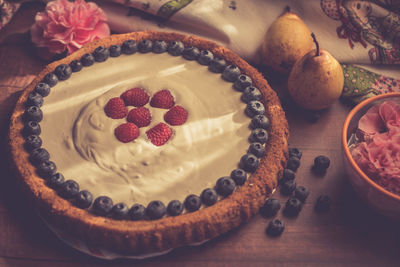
<box><xmin>104</xmin><ymin>87</ymin><xmax>188</xmax><ymax>146</ymax></box>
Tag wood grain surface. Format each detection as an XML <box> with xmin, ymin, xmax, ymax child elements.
<box><xmin>0</xmin><ymin>40</ymin><xmax>399</xmax><ymax>267</ymax></box>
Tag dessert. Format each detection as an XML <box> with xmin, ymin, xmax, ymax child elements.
<box><xmin>8</xmin><ymin>31</ymin><xmax>288</xmax><ymax>256</ymax></box>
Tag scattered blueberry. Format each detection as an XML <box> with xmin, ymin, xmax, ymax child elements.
<box><xmin>152</xmin><ymin>40</ymin><xmax>168</xmax><ymax>53</ymax></box>
<box><xmin>260</xmin><ymin>198</ymin><xmax>281</xmax><ymax>217</ymax></box>
<box><xmin>34</xmin><ymin>83</ymin><xmax>50</xmax><ymax>97</ymax></box>
<box><xmin>167</xmin><ymin>200</ymin><xmax>183</xmax><ymax>216</ymax></box>
<box><xmin>59</xmin><ymin>179</ymin><xmax>79</xmax><ymax>199</ymax></box>
<box><xmin>129</xmin><ymin>203</ymin><xmax>146</xmax><ymax>220</ymax></box>
<box><xmin>110</xmin><ymin>202</ymin><xmax>129</xmax><ymax>220</ymax></box>
<box><xmin>93</xmin><ymin>196</ymin><xmax>113</xmax><ymax>216</ymax></box>
<box><xmin>74</xmin><ymin>190</ymin><xmax>93</xmax><ymax>209</ymax></box>
<box><xmin>42</xmin><ymin>73</ymin><xmax>58</xmax><ymax>87</ymax></box>
<box><xmin>24</xmin><ymin>106</ymin><xmax>43</xmax><ymax>122</ymax></box>
<box><xmin>109</xmin><ymin>44</ymin><xmax>122</xmax><ymax>57</ymax></box>
<box><xmin>234</xmin><ymin>74</ymin><xmax>252</xmax><ymax>91</ymax></box>
<box><xmin>240</xmin><ymin>153</ymin><xmax>259</xmax><ymax>172</ymax></box>
<box><xmin>184</xmin><ymin>194</ymin><xmax>202</xmax><ymax>212</ymax></box>
<box><xmin>295</xmin><ymin>186</ymin><xmax>309</xmax><ymax>203</ymax></box>
<box><xmin>138</xmin><ymin>39</ymin><xmax>153</xmax><ymax>53</ymax></box>
<box><xmin>216</xmin><ymin>176</ymin><xmax>236</xmax><ymax>197</ymax></box>
<box><xmin>167</xmin><ymin>40</ymin><xmax>184</xmax><ymax>56</ymax></box>
<box><xmin>286</xmin><ymin>156</ymin><xmax>300</xmax><ymax>171</ymax></box>
<box><xmin>93</xmin><ymin>46</ymin><xmax>110</xmax><ymax>62</ymax></box>
<box><xmin>283</xmin><ymin>197</ymin><xmax>302</xmax><ymax>217</ymax></box>
<box><xmin>251</xmin><ymin>115</ymin><xmax>270</xmax><ymax>129</ymax></box>
<box><xmin>245</xmin><ymin>101</ymin><xmax>265</xmax><ymax>117</ymax></box>
<box><xmin>313</xmin><ymin>155</ymin><xmax>330</xmax><ymax>173</ymax></box>
<box><xmin>47</xmin><ymin>173</ymin><xmax>65</xmax><ymax>189</ymax></box>
<box><xmin>26</xmin><ymin>92</ymin><xmax>43</xmax><ymax>107</ymax></box>
<box><xmin>209</xmin><ymin>57</ymin><xmax>226</xmax><ymax>73</ymax></box>
<box><xmin>197</xmin><ymin>50</ymin><xmax>214</xmax><ymax>65</ymax></box>
<box><xmin>37</xmin><ymin>161</ymin><xmax>57</xmax><ymax>179</ymax></box>
<box><xmin>81</xmin><ymin>53</ymin><xmax>95</xmax><ymax>66</ymax></box>
<box><xmin>230</xmin><ymin>168</ymin><xmax>247</xmax><ymax>185</ymax></box>
<box><xmin>69</xmin><ymin>60</ymin><xmax>83</xmax><ymax>72</ymax></box>
<box><xmin>279</xmin><ymin>168</ymin><xmax>295</xmax><ymax>185</ymax></box>
<box><xmin>54</xmin><ymin>64</ymin><xmax>72</xmax><ymax>80</ymax></box>
<box><xmin>29</xmin><ymin>147</ymin><xmax>50</xmax><ymax>165</ymax></box>
<box><xmin>241</xmin><ymin>86</ymin><xmax>262</xmax><ymax>103</ymax></box>
<box><xmin>288</xmin><ymin>147</ymin><xmax>302</xmax><ymax>159</ymax></box>
<box><xmin>121</xmin><ymin>40</ymin><xmax>137</xmax><ymax>54</ymax></box>
<box><xmin>182</xmin><ymin>46</ymin><xmax>200</xmax><ymax>60</ymax></box>
<box><xmin>266</xmin><ymin>219</ymin><xmax>285</xmax><ymax>237</ymax></box>
<box><xmin>146</xmin><ymin>200</ymin><xmax>166</xmax><ymax>220</ymax></box>
<box><xmin>280</xmin><ymin>179</ymin><xmax>296</xmax><ymax>195</ymax></box>
<box><xmin>305</xmin><ymin>110</ymin><xmax>321</xmax><ymax>123</ymax></box>
<box><xmin>200</xmin><ymin>188</ymin><xmax>218</xmax><ymax>206</ymax></box>
<box><xmin>24</xmin><ymin>121</ymin><xmax>41</xmax><ymax>136</ymax></box>
<box><xmin>315</xmin><ymin>195</ymin><xmax>331</xmax><ymax>213</ymax></box>
<box><xmin>249</xmin><ymin>142</ymin><xmax>265</xmax><ymax>158</ymax></box>
<box><xmin>25</xmin><ymin>135</ymin><xmax>42</xmax><ymax>151</ymax></box>
<box><xmin>222</xmin><ymin>65</ymin><xmax>240</xmax><ymax>82</ymax></box>
<box><xmin>249</xmin><ymin>128</ymin><xmax>268</xmax><ymax>144</ymax></box>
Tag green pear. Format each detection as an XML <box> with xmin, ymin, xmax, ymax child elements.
<box><xmin>262</xmin><ymin>7</ymin><xmax>313</xmax><ymax>74</ymax></box>
<box><xmin>288</xmin><ymin>34</ymin><xmax>344</xmax><ymax>110</ymax></box>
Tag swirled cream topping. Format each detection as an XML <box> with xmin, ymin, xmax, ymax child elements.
<box><xmin>40</xmin><ymin>52</ymin><xmax>250</xmax><ymax>205</ymax></box>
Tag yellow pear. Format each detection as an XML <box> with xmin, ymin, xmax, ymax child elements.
<box><xmin>262</xmin><ymin>7</ymin><xmax>313</xmax><ymax>74</ymax></box>
<box><xmin>288</xmin><ymin>33</ymin><xmax>344</xmax><ymax>110</ymax></box>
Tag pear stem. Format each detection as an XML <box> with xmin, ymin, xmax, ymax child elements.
<box><xmin>311</xmin><ymin>33</ymin><xmax>320</xmax><ymax>57</ymax></box>
<box><xmin>285</xmin><ymin>6</ymin><xmax>291</xmax><ymax>13</ymax></box>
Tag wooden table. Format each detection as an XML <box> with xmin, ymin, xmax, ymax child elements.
<box><xmin>1</xmin><ymin>38</ymin><xmax>399</xmax><ymax>267</ymax></box>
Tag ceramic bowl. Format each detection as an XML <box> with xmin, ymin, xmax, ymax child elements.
<box><xmin>342</xmin><ymin>92</ymin><xmax>400</xmax><ymax>221</ymax></box>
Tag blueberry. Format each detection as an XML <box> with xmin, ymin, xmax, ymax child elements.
<box><xmin>216</xmin><ymin>176</ymin><xmax>236</xmax><ymax>197</ymax></box>
<box><xmin>25</xmin><ymin>135</ymin><xmax>42</xmax><ymax>151</ymax></box>
<box><xmin>138</xmin><ymin>39</ymin><xmax>153</xmax><ymax>53</ymax></box>
<box><xmin>279</xmin><ymin>168</ymin><xmax>296</xmax><ymax>185</ymax></box>
<box><xmin>80</xmin><ymin>53</ymin><xmax>95</xmax><ymax>66</ymax></box>
<box><xmin>222</xmin><ymin>65</ymin><xmax>240</xmax><ymax>82</ymax></box>
<box><xmin>234</xmin><ymin>74</ymin><xmax>252</xmax><ymax>91</ymax></box>
<box><xmin>182</xmin><ymin>46</ymin><xmax>200</xmax><ymax>60</ymax></box>
<box><xmin>184</xmin><ymin>194</ymin><xmax>201</xmax><ymax>212</ymax></box>
<box><xmin>209</xmin><ymin>57</ymin><xmax>226</xmax><ymax>73</ymax></box>
<box><xmin>75</xmin><ymin>190</ymin><xmax>93</xmax><ymax>209</ymax></box>
<box><xmin>47</xmin><ymin>173</ymin><xmax>65</xmax><ymax>189</ymax></box>
<box><xmin>37</xmin><ymin>161</ymin><xmax>57</xmax><ymax>179</ymax></box>
<box><xmin>260</xmin><ymin>198</ymin><xmax>281</xmax><ymax>217</ymax></box>
<box><xmin>42</xmin><ymin>73</ymin><xmax>58</xmax><ymax>87</ymax></box>
<box><xmin>286</xmin><ymin>156</ymin><xmax>300</xmax><ymax>171</ymax></box>
<box><xmin>93</xmin><ymin>196</ymin><xmax>113</xmax><ymax>216</ymax></box>
<box><xmin>167</xmin><ymin>200</ymin><xmax>183</xmax><ymax>216</ymax></box>
<box><xmin>26</xmin><ymin>92</ymin><xmax>43</xmax><ymax>107</ymax></box>
<box><xmin>283</xmin><ymin>197</ymin><xmax>302</xmax><ymax>217</ymax></box>
<box><xmin>110</xmin><ymin>202</ymin><xmax>129</xmax><ymax>219</ymax></box>
<box><xmin>240</xmin><ymin>153</ymin><xmax>259</xmax><ymax>173</ymax></box>
<box><xmin>69</xmin><ymin>60</ymin><xmax>83</xmax><ymax>72</ymax></box>
<box><xmin>146</xmin><ymin>200</ymin><xmax>166</xmax><ymax>220</ymax></box>
<box><xmin>230</xmin><ymin>168</ymin><xmax>247</xmax><ymax>185</ymax></box>
<box><xmin>200</xmin><ymin>188</ymin><xmax>218</xmax><ymax>206</ymax></box>
<box><xmin>266</xmin><ymin>219</ymin><xmax>285</xmax><ymax>237</ymax></box>
<box><xmin>241</xmin><ymin>86</ymin><xmax>262</xmax><ymax>103</ymax></box>
<box><xmin>167</xmin><ymin>40</ymin><xmax>184</xmax><ymax>56</ymax></box>
<box><xmin>248</xmin><ymin>142</ymin><xmax>265</xmax><ymax>158</ymax></box>
<box><xmin>93</xmin><ymin>46</ymin><xmax>110</xmax><ymax>62</ymax></box>
<box><xmin>54</xmin><ymin>64</ymin><xmax>72</xmax><ymax>80</ymax></box>
<box><xmin>59</xmin><ymin>179</ymin><xmax>79</xmax><ymax>198</ymax></box>
<box><xmin>251</xmin><ymin>115</ymin><xmax>270</xmax><ymax>129</ymax></box>
<box><xmin>305</xmin><ymin>110</ymin><xmax>321</xmax><ymax>123</ymax></box>
<box><xmin>109</xmin><ymin>44</ymin><xmax>122</xmax><ymax>57</ymax></box>
<box><xmin>280</xmin><ymin>179</ymin><xmax>296</xmax><ymax>195</ymax></box>
<box><xmin>295</xmin><ymin>186</ymin><xmax>309</xmax><ymax>203</ymax></box>
<box><xmin>249</xmin><ymin>128</ymin><xmax>268</xmax><ymax>144</ymax></box>
<box><xmin>313</xmin><ymin>155</ymin><xmax>330</xmax><ymax>172</ymax></box>
<box><xmin>30</xmin><ymin>147</ymin><xmax>50</xmax><ymax>165</ymax></box>
<box><xmin>24</xmin><ymin>106</ymin><xmax>43</xmax><ymax>122</ymax></box>
<box><xmin>289</xmin><ymin>148</ymin><xmax>302</xmax><ymax>159</ymax></box>
<box><xmin>121</xmin><ymin>40</ymin><xmax>137</xmax><ymax>54</ymax></box>
<box><xmin>129</xmin><ymin>203</ymin><xmax>146</xmax><ymax>220</ymax></box>
<box><xmin>245</xmin><ymin>101</ymin><xmax>265</xmax><ymax>118</ymax></box>
<box><xmin>34</xmin><ymin>83</ymin><xmax>50</xmax><ymax>97</ymax></box>
<box><xmin>197</xmin><ymin>50</ymin><xmax>214</xmax><ymax>65</ymax></box>
<box><xmin>152</xmin><ymin>40</ymin><xmax>168</xmax><ymax>53</ymax></box>
<box><xmin>315</xmin><ymin>195</ymin><xmax>331</xmax><ymax>213</ymax></box>
<box><xmin>24</xmin><ymin>121</ymin><xmax>41</xmax><ymax>136</ymax></box>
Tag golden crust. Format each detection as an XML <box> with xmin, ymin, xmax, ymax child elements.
<box><xmin>8</xmin><ymin>31</ymin><xmax>289</xmax><ymax>255</ymax></box>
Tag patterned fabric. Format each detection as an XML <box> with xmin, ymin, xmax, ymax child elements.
<box><xmin>0</xmin><ymin>0</ymin><xmax>20</xmax><ymax>30</ymax></box>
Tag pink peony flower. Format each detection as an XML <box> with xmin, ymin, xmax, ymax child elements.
<box><xmin>30</xmin><ymin>0</ymin><xmax>110</xmax><ymax>59</ymax></box>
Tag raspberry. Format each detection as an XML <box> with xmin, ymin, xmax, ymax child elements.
<box><xmin>104</xmin><ymin>97</ymin><xmax>127</xmax><ymax>119</ymax></box>
<box><xmin>114</xmin><ymin>123</ymin><xmax>139</xmax><ymax>143</ymax></box>
<box><xmin>127</xmin><ymin>107</ymin><xmax>151</xmax><ymax>127</ymax></box>
<box><xmin>121</xmin><ymin>87</ymin><xmax>149</xmax><ymax>107</ymax></box>
<box><xmin>146</xmin><ymin>122</ymin><xmax>173</xmax><ymax>146</ymax></box>
<box><xmin>164</xmin><ymin>105</ymin><xmax>188</xmax><ymax>126</ymax></box>
<box><xmin>150</xmin><ymin>89</ymin><xmax>175</xmax><ymax>109</ymax></box>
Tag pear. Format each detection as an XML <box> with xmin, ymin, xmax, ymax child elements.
<box><xmin>288</xmin><ymin>33</ymin><xmax>344</xmax><ymax>110</ymax></box>
<box><xmin>261</xmin><ymin>7</ymin><xmax>313</xmax><ymax>74</ymax></box>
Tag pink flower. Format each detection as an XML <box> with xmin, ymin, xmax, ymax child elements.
<box><xmin>30</xmin><ymin>0</ymin><xmax>110</xmax><ymax>59</ymax></box>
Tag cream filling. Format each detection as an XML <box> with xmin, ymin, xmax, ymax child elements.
<box><xmin>41</xmin><ymin>52</ymin><xmax>250</xmax><ymax>206</ymax></box>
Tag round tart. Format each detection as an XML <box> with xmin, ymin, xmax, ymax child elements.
<box><xmin>8</xmin><ymin>31</ymin><xmax>288</xmax><ymax>255</ymax></box>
